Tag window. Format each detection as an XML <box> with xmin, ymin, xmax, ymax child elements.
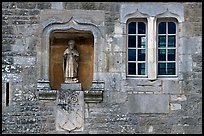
<box><xmin>157</xmin><ymin>20</ymin><xmax>177</xmax><ymax>76</ymax></box>
<box><xmin>126</xmin><ymin>17</ymin><xmax>178</xmax><ymax>79</ymax></box>
<box><xmin>127</xmin><ymin>19</ymin><xmax>147</xmax><ymax>77</ymax></box>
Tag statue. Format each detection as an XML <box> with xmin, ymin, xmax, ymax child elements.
<box><xmin>63</xmin><ymin>40</ymin><xmax>79</xmax><ymax>83</ymax></box>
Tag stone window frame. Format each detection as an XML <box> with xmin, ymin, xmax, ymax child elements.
<box><xmin>120</xmin><ymin>3</ymin><xmax>184</xmax><ymax>80</ymax></box>
<box><xmin>126</xmin><ymin>18</ymin><xmax>148</xmax><ymax>77</ymax></box>
<box><xmin>156</xmin><ymin>18</ymin><xmax>178</xmax><ymax>78</ymax></box>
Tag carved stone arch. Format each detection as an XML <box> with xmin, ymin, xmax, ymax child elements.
<box><xmin>155</xmin><ymin>9</ymin><xmax>182</xmax><ymax>23</ymax></box>
<box><xmin>37</xmin><ymin>17</ymin><xmax>104</xmax><ymax>90</ymax></box>
<box><xmin>122</xmin><ymin>9</ymin><xmax>150</xmax><ymax>24</ymax></box>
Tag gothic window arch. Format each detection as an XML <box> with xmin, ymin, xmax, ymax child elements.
<box><xmin>126</xmin><ymin>18</ymin><xmax>148</xmax><ymax>77</ymax></box>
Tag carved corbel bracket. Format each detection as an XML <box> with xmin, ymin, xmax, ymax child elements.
<box><xmin>84</xmin><ymin>81</ymin><xmax>104</xmax><ymax>103</ymax></box>
<box><xmin>37</xmin><ymin>80</ymin><xmax>57</xmax><ymax>100</ymax></box>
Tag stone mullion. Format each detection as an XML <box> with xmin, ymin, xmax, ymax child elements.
<box><xmin>147</xmin><ymin>17</ymin><xmax>157</xmax><ymax>80</ymax></box>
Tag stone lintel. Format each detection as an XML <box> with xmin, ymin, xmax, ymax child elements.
<box><xmin>60</xmin><ymin>83</ymin><xmax>82</xmax><ymax>91</ymax></box>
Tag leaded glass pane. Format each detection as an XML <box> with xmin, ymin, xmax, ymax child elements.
<box><xmin>158</xmin><ymin>36</ymin><xmax>166</xmax><ymax>47</ymax></box>
<box><xmin>158</xmin><ymin>63</ymin><xmax>166</xmax><ymax>75</ymax></box>
<box><xmin>138</xmin><ymin>49</ymin><xmax>145</xmax><ymax>61</ymax></box>
<box><xmin>138</xmin><ymin>22</ymin><xmax>146</xmax><ymax>34</ymax></box>
<box><xmin>138</xmin><ymin>63</ymin><xmax>145</xmax><ymax>75</ymax></box>
<box><xmin>167</xmin><ymin>63</ymin><xmax>175</xmax><ymax>75</ymax></box>
<box><xmin>158</xmin><ymin>49</ymin><xmax>166</xmax><ymax>61</ymax></box>
<box><xmin>168</xmin><ymin>35</ymin><xmax>176</xmax><ymax>47</ymax></box>
<box><xmin>128</xmin><ymin>49</ymin><xmax>136</xmax><ymax>61</ymax></box>
<box><xmin>128</xmin><ymin>36</ymin><xmax>136</xmax><ymax>47</ymax></box>
<box><xmin>128</xmin><ymin>63</ymin><xmax>136</xmax><ymax>75</ymax></box>
<box><xmin>168</xmin><ymin>49</ymin><xmax>175</xmax><ymax>61</ymax></box>
<box><xmin>159</xmin><ymin>22</ymin><xmax>166</xmax><ymax>34</ymax></box>
<box><xmin>138</xmin><ymin>36</ymin><xmax>146</xmax><ymax>48</ymax></box>
<box><xmin>128</xmin><ymin>22</ymin><xmax>136</xmax><ymax>34</ymax></box>
<box><xmin>168</xmin><ymin>22</ymin><xmax>176</xmax><ymax>34</ymax></box>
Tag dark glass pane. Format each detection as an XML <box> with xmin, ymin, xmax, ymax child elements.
<box><xmin>158</xmin><ymin>49</ymin><xmax>166</xmax><ymax>61</ymax></box>
<box><xmin>128</xmin><ymin>49</ymin><xmax>136</xmax><ymax>61</ymax></box>
<box><xmin>168</xmin><ymin>22</ymin><xmax>176</xmax><ymax>34</ymax></box>
<box><xmin>138</xmin><ymin>36</ymin><xmax>146</xmax><ymax>48</ymax></box>
<box><xmin>138</xmin><ymin>22</ymin><xmax>146</xmax><ymax>34</ymax></box>
<box><xmin>158</xmin><ymin>63</ymin><xmax>166</xmax><ymax>75</ymax></box>
<box><xmin>167</xmin><ymin>63</ymin><xmax>175</xmax><ymax>75</ymax></box>
<box><xmin>158</xmin><ymin>36</ymin><xmax>166</xmax><ymax>47</ymax></box>
<box><xmin>168</xmin><ymin>49</ymin><xmax>175</xmax><ymax>61</ymax></box>
<box><xmin>138</xmin><ymin>49</ymin><xmax>145</xmax><ymax>61</ymax></box>
<box><xmin>128</xmin><ymin>63</ymin><xmax>136</xmax><ymax>75</ymax></box>
<box><xmin>168</xmin><ymin>35</ymin><xmax>176</xmax><ymax>47</ymax></box>
<box><xmin>128</xmin><ymin>22</ymin><xmax>136</xmax><ymax>34</ymax></box>
<box><xmin>159</xmin><ymin>22</ymin><xmax>166</xmax><ymax>34</ymax></box>
<box><xmin>128</xmin><ymin>36</ymin><xmax>136</xmax><ymax>47</ymax></box>
<box><xmin>138</xmin><ymin>63</ymin><xmax>145</xmax><ymax>75</ymax></box>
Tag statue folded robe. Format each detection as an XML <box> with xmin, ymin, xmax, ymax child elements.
<box><xmin>63</xmin><ymin>40</ymin><xmax>79</xmax><ymax>83</ymax></box>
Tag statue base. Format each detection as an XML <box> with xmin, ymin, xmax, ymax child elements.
<box><xmin>60</xmin><ymin>82</ymin><xmax>81</xmax><ymax>91</ymax></box>
<box><xmin>64</xmin><ymin>78</ymin><xmax>79</xmax><ymax>84</ymax></box>
<box><xmin>56</xmin><ymin>82</ymin><xmax>84</xmax><ymax>132</ymax></box>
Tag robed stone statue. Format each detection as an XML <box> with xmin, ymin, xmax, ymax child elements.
<box><xmin>63</xmin><ymin>40</ymin><xmax>79</xmax><ymax>83</ymax></box>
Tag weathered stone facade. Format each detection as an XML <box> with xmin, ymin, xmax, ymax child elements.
<box><xmin>2</xmin><ymin>2</ymin><xmax>202</xmax><ymax>134</ymax></box>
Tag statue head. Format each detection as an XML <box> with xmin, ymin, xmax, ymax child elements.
<box><xmin>68</xmin><ymin>40</ymin><xmax>75</xmax><ymax>49</ymax></box>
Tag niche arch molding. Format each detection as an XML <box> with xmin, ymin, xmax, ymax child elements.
<box><xmin>37</xmin><ymin>17</ymin><xmax>104</xmax><ymax>91</ymax></box>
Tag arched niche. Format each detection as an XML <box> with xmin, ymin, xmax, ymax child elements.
<box><xmin>50</xmin><ymin>29</ymin><xmax>94</xmax><ymax>90</ymax></box>
<box><xmin>37</xmin><ymin>17</ymin><xmax>104</xmax><ymax>91</ymax></box>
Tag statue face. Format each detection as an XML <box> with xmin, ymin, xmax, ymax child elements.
<box><xmin>68</xmin><ymin>40</ymin><xmax>75</xmax><ymax>49</ymax></box>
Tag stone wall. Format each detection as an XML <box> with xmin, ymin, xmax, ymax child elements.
<box><xmin>2</xmin><ymin>2</ymin><xmax>202</xmax><ymax>134</ymax></box>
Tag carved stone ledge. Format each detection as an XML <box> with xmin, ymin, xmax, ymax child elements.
<box><xmin>36</xmin><ymin>80</ymin><xmax>57</xmax><ymax>100</ymax></box>
<box><xmin>84</xmin><ymin>90</ymin><xmax>103</xmax><ymax>103</ymax></box>
<box><xmin>84</xmin><ymin>80</ymin><xmax>104</xmax><ymax>103</ymax></box>
<box><xmin>37</xmin><ymin>90</ymin><xmax>57</xmax><ymax>100</ymax></box>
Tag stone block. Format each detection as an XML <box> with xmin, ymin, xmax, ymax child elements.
<box><xmin>122</xmin><ymin>79</ymin><xmax>162</xmax><ymax>93</ymax></box>
<box><xmin>2</xmin><ymin>26</ymin><xmax>14</xmax><ymax>35</ymax></box>
<box><xmin>37</xmin><ymin>3</ymin><xmax>51</xmax><ymax>9</ymax></box>
<box><xmin>13</xmin><ymin>56</ymin><xmax>36</xmax><ymax>66</ymax></box>
<box><xmin>60</xmin><ymin>83</ymin><xmax>81</xmax><ymax>91</ymax></box>
<box><xmin>16</xmin><ymin>25</ymin><xmax>39</xmax><ymax>36</ymax></box>
<box><xmin>120</xmin><ymin>3</ymin><xmax>184</xmax><ymax>23</ymax></box>
<box><xmin>170</xmin><ymin>103</ymin><xmax>181</xmax><ymax>110</ymax></box>
<box><xmin>171</xmin><ymin>124</ymin><xmax>185</xmax><ymax>134</ymax></box>
<box><xmin>56</xmin><ymin>90</ymin><xmax>84</xmax><ymax>132</ymax></box>
<box><xmin>51</xmin><ymin>2</ymin><xmax>63</xmax><ymax>10</ymax></box>
<box><xmin>29</xmin><ymin>10</ymin><xmax>40</xmax><ymax>15</ymax></box>
<box><xmin>107</xmin><ymin>91</ymin><xmax>127</xmax><ymax>104</ymax></box>
<box><xmin>12</xmin><ymin>39</ymin><xmax>26</xmax><ymax>53</ymax></box>
<box><xmin>127</xmin><ymin>94</ymin><xmax>169</xmax><ymax>113</ymax></box>
<box><xmin>2</xmin><ymin>2</ymin><xmax>9</xmax><ymax>9</ymax></box>
<box><xmin>2</xmin><ymin>9</ymin><xmax>13</xmax><ymax>15</ymax></box>
<box><xmin>91</xmin><ymin>81</ymin><xmax>105</xmax><ymax>91</ymax></box>
<box><xmin>179</xmin><ymin>37</ymin><xmax>202</xmax><ymax>55</ymax></box>
<box><xmin>16</xmin><ymin>2</ymin><xmax>36</xmax><ymax>9</ymax></box>
<box><xmin>106</xmin><ymin>52</ymin><xmax>122</xmax><ymax>72</ymax></box>
<box><xmin>93</xmin><ymin>73</ymin><xmax>122</xmax><ymax>91</ymax></box>
<box><xmin>2</xmin><ymin>45</ymin><xmax>11</xmax><ymax>52</ymax></box>
<box><xmin>14</xmin><ymin>9</ymin><xmax>29</xmax><ymax>16</ymax></box>
<box><xmin>162</xmin><ymin>80</ymin><xmax>181</xmax><ymax>94</ymax></box>
<box><xmin>170</xmin><ymin>95</ymin><xmax>187</xmax><ymax>101</ymax></box>
<box><xmin>2</xmin><ymin>38</ymin><xmax>15</xmax><ymax>45</ymax></box>
<box><xmin>26</xmin><ymin>37</ymin><xmax>37</xmax><ymax>52</ymax></box>
<box><xmin>40</xmin><ymin>9</ymin><xmax>105</xmax><ymax>26</ymax></box>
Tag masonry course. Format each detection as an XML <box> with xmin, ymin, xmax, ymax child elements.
<box><xmin>2</xmin><ymin>2</ymin><xmax>202</xmax><ymax>134</ymax></box>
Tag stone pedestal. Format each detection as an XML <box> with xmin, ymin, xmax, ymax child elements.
<box><xmin>56</xmin><ymin>83</ymin><xmax>84</xmax><ymax>132</ymax></box>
